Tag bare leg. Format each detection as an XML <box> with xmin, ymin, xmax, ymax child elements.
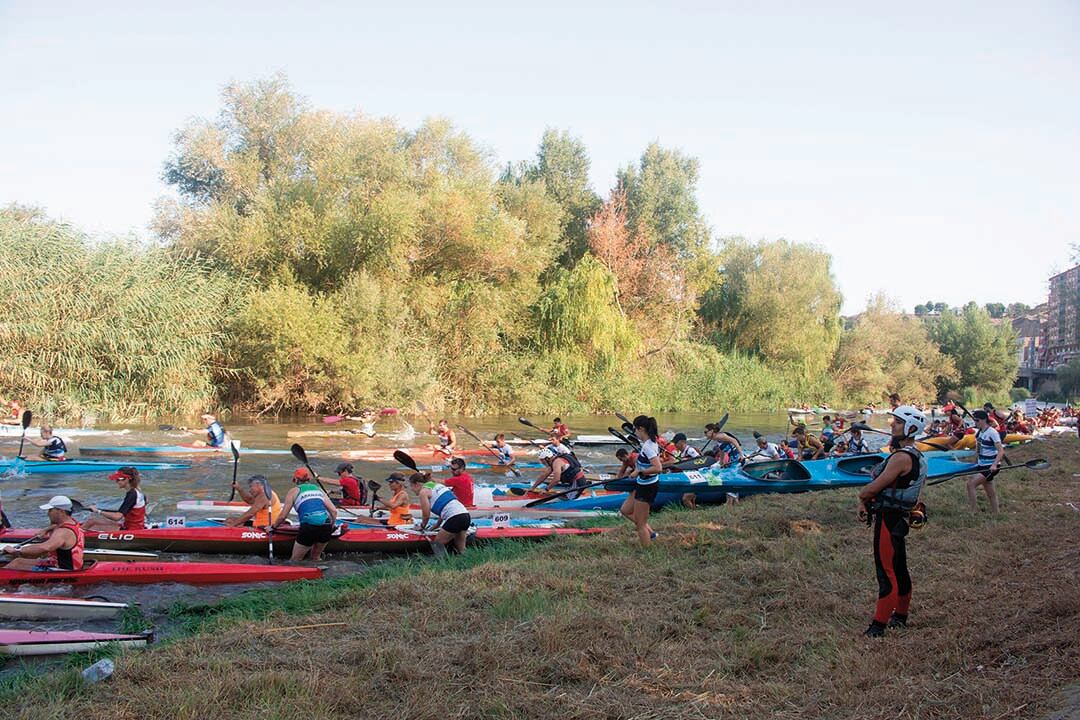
<box><xmin>290</xmin><ymin>541</ymin><xmax>312</xmax><ymax>562</ymax></box>
<box><xmin>966</xmin><ymin>477</ymin><xmax>981</xmax><ymax>511</ymax></box>
<box><xmin>984</xmin><ymin>481</ymin><xmax>999</xmax><ymax>513</ymax></box>
<box><xmin>453</xmin><ymin>530</ymin><xmax>468</xmax><ymax>553</ymax></box>
<box><xmin>619</xmin><ymin>493</ymin><xmax>636</xmax><ymax>521</ymax></box>
<box><xmin>309</xmin><ymin>542</ymin><xmax>328</xmax><ymax>561</ymax></box>
<box><xmin>632</xmin><ymin>499</ymin><xmax>653</xmax><ymax>546</ymax></box>
<box><xmin>80</xmin><ymin>517</ymin><xmax>121</xmax><ymax>532</ymax></box>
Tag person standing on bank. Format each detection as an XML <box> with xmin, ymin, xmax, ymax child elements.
<box><xmin>619</xmin><ymin>415</ymin><xmax>662</xmax><ymax>546</ymax></box>
<box><xmin>968</xmin><ymin>410</ymin><xmax>1003</xmax><ymax>513</ymax></box>
<box><xmin>272</xmin><ymin>468</ymin><xmax>338</xmax><ymax>562</ymax></box>
<box><xmin>856</xmin><ymin>405</ymin><xmax>928</xmax><ymax>638</ymax></box>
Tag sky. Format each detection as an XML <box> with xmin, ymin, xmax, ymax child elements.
<box><xmin>1</xmin><ymin>1</ymin><xmax>1077</xmax><ymax>314</ymax></box>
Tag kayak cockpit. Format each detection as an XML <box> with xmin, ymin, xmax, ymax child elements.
<box><xmin>741</xmin><ymin>460</ymin><xmax>811</xmax><ymax>482</ymax></box>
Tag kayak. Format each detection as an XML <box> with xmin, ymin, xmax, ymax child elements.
<box><xmin>0</xmin><ymin>458</ymin><xmax>190</xmax><ymax>475</ymax></box>
<box><xmin>913</xmin><ymin>433</ymin><xmax>1034</xmax><ymax>452</ymax></box>
<box><xmin>78</xmin><ymin>445</ymin><xmax>295</xmax><ymax>457</ymax></box>
<box><xmin>0</xmin><ymin>543</ymin><xmax>158</xmax><ymax>562</ymax></box>
<box><xmin>0</xmin><ymin>525</ymin><xmax>603</xmax><ymax>556</ymax></box>
<box><xmin>0</xmin><ymin>629</ymin><xmax>151</xmax><ymax>656</ymax></box>
<box><xmin>176</xmin><ymin>497</ymin><xmax>612</xmax><ymax>521</ymax></box>
<box><xmin>0</xmin><ymin>593</ymin><xmax>129</xmax><ymax>620</ymax></box>
<box><xmin>0</xmin><ymin>560</ymin><xmax>323</xmax><ymax>586</ymax></box>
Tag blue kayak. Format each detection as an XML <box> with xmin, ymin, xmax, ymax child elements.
<box><xmin>78</xmin><ymin>445</ymin><xmax>295</xmax><ymax>457</ymax></box>
<box><xmin>0</xmin><ymin>458</ymin><xmax>191</xmax><ymax>475</ymax></box>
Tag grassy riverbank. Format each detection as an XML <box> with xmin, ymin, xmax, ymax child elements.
<box><xmin>7</xmin><ymin>437</ymin><xmax>1078</xmax><ymax>719</ymax></box>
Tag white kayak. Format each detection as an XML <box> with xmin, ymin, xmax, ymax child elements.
<box><xmin>0</xmin><ymin>594</ymin><xmax>130</xmax><ymax>620</ymax></box>
<box><xmin>0</xmin><ymin>425</ymin><xmax>128</xmax><ymax>439</ymax></box>
<box><xmin>0</xmin><ymin>629</ymin><xmax>150</xmax><ymax>655</ymax></box>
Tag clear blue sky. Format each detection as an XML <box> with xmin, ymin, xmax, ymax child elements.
<box><xmin>2</xmin><ymin>1</ymin><xmax>1077</xmax><ymax>313</ymax></box>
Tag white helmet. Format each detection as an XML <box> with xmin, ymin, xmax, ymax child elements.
<box><xmin>538</xmin><ymin>447</ymin><xmax>556</xmax><ymax>461</ymax></box>
<box><xmin>889</xmin><ymin>405</ymin><xmax>927</xmax><ymax>437</ymax></box>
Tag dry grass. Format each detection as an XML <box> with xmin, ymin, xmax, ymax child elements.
<box><xmin>8</xmin><ymin>437</ymin><xmax>1079</xmax><ymax>719</ymax></box>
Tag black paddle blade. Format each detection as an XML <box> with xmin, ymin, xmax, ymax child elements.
<box><xmin>393</xmin><ymin>450</ymin><xmax>418</xmax><ymax>472</ymax></box>
<box><xmin>715</xmin><ymin>412</ymin><xmax>729</xmax><ymax>433</ymax></box>
<box><xmin>230</xmin><ymin>442</ymin><xmax>240</xmax><ymax>461</ymax></box>
<box><xmin>157</xmin><ymin>424</ymin><xmax>175</xmax><ymax>431</ymax></box>
<box><xmin>290</xmin><ymin>443</ymin><xmax>308</xmax><ymax>465</ymax></box>
<box><xmin>607</xmin><ymin>427</ymin><xmax>629</xmax><ymax>443</ymax></box>
<box><xmin>367</xmin><ymin>480</ymin><xmax>382</xmax><ymax>492</ymax></box>
<box><xmin>20</xmin><ymin>411</ymin><xmax>31</xmax><ymax>429</ymax></box>
<box><xmin>621</xmin><ymin>422</ymin><xmax>635</xmax><ymax>436</ymax></box>
<box><xmin>517</xmin><ymin>416</ymin><xmax>540</xmax><ymax>430</ymax></box>
<box><xmin>1025</xmin><ymin>459</ymin><xmax>1050</xmax><ymax>470</ymax></box>
<box><xmin>615</xmin><ymin>412</ymin><xmax>631</xmax><ymax>426</ymax></box>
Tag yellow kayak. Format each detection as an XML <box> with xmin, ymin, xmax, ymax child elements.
<box><xmin>914</xmin><ymin>433</ymin><xmax>1033</xmax><ymax>452</ymax></box>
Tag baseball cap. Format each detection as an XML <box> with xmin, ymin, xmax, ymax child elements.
<box><xmin>335</xmin><ymin>462</ymin><xmax>354</xmax><ymax>474</ymax></box>
<box><xmin>292</xmin><ymin>467</ymin><xmax>312</xmax><ymax>480</ymax></box>
<box><xmin>39</xmin><ymin>495</ymin><xmax>73</xmax><ymax>511</ymax></box>
<box><xmin>385</xmin><ymin>472</ymin><xmax>406</xmax><ymax>484</ymax></box>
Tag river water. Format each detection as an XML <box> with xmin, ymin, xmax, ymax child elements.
<box><xmin>0</xmin><ymin>410</ymin><xmax>882</xmax><ymax>640</ymax></box>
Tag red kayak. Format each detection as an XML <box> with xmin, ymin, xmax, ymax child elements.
<box><xmin>0</xmin><ymin>526</ymin><xmax>604</xmax><ymax>556</ymax></box>
<box><xmin>0</xmin><ymin>559</ymin><xmax>322</xmax><ymax>586</ymax></box>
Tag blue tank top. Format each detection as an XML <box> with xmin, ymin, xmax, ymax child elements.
<box><xmin>295</xmin><ymin>483</ymin><xmax>331</xmax><ymax>525</ymax></box>
<box><xmin>207</xmin><ymin>421</ymin><xmax>226</xmax><ymax>447</ymax></box>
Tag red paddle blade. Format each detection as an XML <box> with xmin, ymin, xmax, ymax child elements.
<box><xmin>323</xmin><ymin>415</ymin><xmax>344</xmax><ymax>424</ymax></box>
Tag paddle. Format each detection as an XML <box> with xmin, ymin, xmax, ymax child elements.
<box><xmin>266</xmin><ymin>508</ymin><xmax>275</xmax><ymax>565</ymax></box>
<box><xmin>367</xmin><ymin>480</ymin><xmax>381</xmax><ymax>518</ymax></box>
<box><xmin>416</xmin><ymin>401</ymin><xmax>436</xmax><ymax>430</ymax></box>
<box><xmin>15</xmin><ymin>410</ymin><xmax>31</xmax><ymax>460</ymax></box>
<box><xmin>615</xmin><ymin>412</ymin><xmax>632</xmax><ymax>427</ymax></box>
<box><xmin>228</xmin><ymin>442</ymin><xmax>240</xmax><ymax>501</ymax></box>
<box><xmin>323</xmin><ymin>415</ymin><xmax>344</xmax><ymax>425</ymax></box>
<box><xmin>524</xmin><ymin>471</ymin><xmax>655</xmax><ymax>508</ymax></box>
<box><xmin>289</xmin><ymin>443</ymin><xmax>333</xmax><ymax>497</ymax></box>
<box><xmin>510</xmin><ymin>431</ymin><xmax>548</xmax><ymax>451</ymax></box>
<box><xmin>517</xmin><ymin>416</ymin><xmax>550</xmax><ymax>436</ymax></box>
<box><xmin>457</xmin><ymin>424</ymin><xmax>522</xmax><ymax>478</ymax></box>
<box><xmin>608</xmin><ymin>427</ymin><xmax>639</xmax><ymax>447</ymax></box>
<box><xmin>393</xmin><ymin>450</ymin><xmax>419</xmax><ymax>473</ymax></box>
<box><xmin>926</xmin><ymin>458</ymin><xmax>1049</xmax><ymax>486</ymax></box>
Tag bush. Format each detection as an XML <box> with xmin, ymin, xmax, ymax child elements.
<box><xmin>1009</xmin><ymin>387</ymin><xmax>1031</xmax><ymax>403</ymax></box>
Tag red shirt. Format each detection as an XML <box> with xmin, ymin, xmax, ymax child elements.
<box><xmin>620</xmin><ymin>452</ymin><xmax>639</xmax><ymax>476</ymax></box>
<box><xmin>444</xmin><ymin>472</ymin><xmax>474</xmax><ymax>507</ymax></box>
<box><xmin>553</xmin><ymin>423</ymin><xmax>569</xmax><ymax>438</ymax></box>
<box><xmin>338</xmin><ymin>474</ymin><xmax>364</xmax><ymax>506</ymax></box>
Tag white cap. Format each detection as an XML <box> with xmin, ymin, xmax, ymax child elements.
<box><xmin>39</xmin><ymin>495</ymin><xmax>73</xmax><ymax>511</ymax></box>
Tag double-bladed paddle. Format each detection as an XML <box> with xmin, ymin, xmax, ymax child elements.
<box><xmin>290</xmin><ymin>444</ymin><xmax>332</xmax><ymax>497</ymax></box>
<box><xmin>15</xmin><ymin>410</ymin><xmax>31</xmax><ymax>460</ymax></box>
<box><xmin>228</xmin><ymin>442</ymin><xmax>240</xmax><ymax>501</ymax></box>
<box><xmin>393</xmin><ymin>450</ymin><xmax>419</xmax><ymax>473</ymax></box>
<box><xmin>926</xmin><ymin>458</ymin><xmax>1048</xmax><ymax>486</ymax></box>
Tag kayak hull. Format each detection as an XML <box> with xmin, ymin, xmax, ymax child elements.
<box><xmin>0</xmin><ymin>629</ymin><xmax>151</xmax><ymax>656</ymax></box>
<box><xmin>915</xmin><ymin>433</ymin><xmax>1033</xmax><ymax>452</ymax></box>
<box><xmin>78</xmin><ymin>445</ymin><xmax>294</xmax><ymax>457</ymax></box>
<box><xmin>0</xmin><ymin>458</ymin><xmax>190</xmax><ymax>475</ymax></box>
<box><xmin>0</xmin><ymin>594</ymin><xmax>129</xmax><ymax>620</ymax></box>
<box><xmin>0</xmin><ymin>560</ymin><xmax>323</xmax><ymax>586</ymax></box>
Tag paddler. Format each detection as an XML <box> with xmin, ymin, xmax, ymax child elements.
<box><xmin>428</xmin><ymin>419</ymin><xmax>457</xmax><ymax>456</ymax></box>
<box><xmin>967</xmin><ymin>410</ymin><xmax>1003</xmax><ymax>513</ymax></box>
<box><xmin>484</xmin><ymin>433</ymin><xmax>515</xmax><ymax>466</ymax></box>
<box><xmin>615</xmin><ymin>447</ymin><xmax>638</xmax><ymax>478</ymax></box>
<box><xmin>745</xmin><ymin>433</ymin><xmax>781</xmax><ymax>462</ymax></box>
<box><xmin>271</xmin><ymin>468</ymin><xmax>338</xmax><ymax>562</ymax></box>
<box><xmin>196</xmin><ymin>412</ymin><xmax>228</xmax><ymax>448</ymax></box>
<box><xmin>325</xmin><ymin>462</ymin><xmax>366</xmax><ymax>507</ymax></box>
<box><xmin>830</xmin><ymin>438</ymin><xmax>849</xmax><ymax>456</ymax></box>
<box><xmin>548</xmin><ymin>417</ymin><xmax>571</xmax><ymax>441</ymax></box>
<box><xmin>546</xmin><ymin>433</ymin><xmax>573</xmax><ymax>457</ymax></box>
<box><xmin>946</xmin><ymin>407</ymin><xmax>966</xmax><ymax>446</ymax></box>
<box><xmin>846</xmin><ymin>426</ymin><xmax>871</xmax><ymax>455</ymax></box>
<box><xmin>2</xmin><ymin>495</ymin><xmax>84</xmax><ymax>571</ymax></box>
<box><xmin>443</xmin><ymin>458</ymin><xmax>475</xmax><ymax>507</ymax></box>
<box><xmin>22</xmin><ymin>425</ymin><xmax>67</xmax><ymax>460</ymax></box>
<box><xmin>226</xmin><ymin>474</ymin><xmax>282</xmax><ymax>527</ymax></box>
<box><xmin>792</xmin><ymin>425</ymin><xmax>824</xmax><ymax>460</ymax></box>
<box><xmin>374</xmin><ymin>473</ymin><xmax>413</xmax><ymax>525</ymax></box>
<box><xmin>888</xmin><ymin>393</ymin><xmax>901</xmax><ymax>410</ymax></box>
<box><xmin>529</xmin><ymin>446</ymin><xmax>586</xmax><ymax>495</ymax></box>
<box><xmin>82</xmin><ymin>467</ymin><xmax>147</xmax><ymax>531</ymax></box>
<box><xmin>408</xmin><ymin>471</ymin><xmax>471</xmax><ymax>557</ymax></box>
<box><xmin>982</xmin><ymin>403</ymin><xmax>1006</xmax><ymax>432</ymax></box>
<box><xmin>619</xmin><ymin>415</ymin><xmax>662</xmax><ymax>546</ymax></box>
<box><xmin>819</xmin><ymin>416</ymin><xmax>836</xmax><ymax>452</ymax></box>
<box><xmin>856</xmin><ymin>405</ymin><xmax>927</xmax><ymax>637</ymax></box>
<box><xmin>706</xmin><ymin>430</ymin><xmax>745</xmax><ymax>466</ymax></box>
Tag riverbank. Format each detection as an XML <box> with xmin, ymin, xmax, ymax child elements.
<box><xmin>6</xmin><ymin>437</ymin><xmax>1077</xmax><ymax>719</ymax></box>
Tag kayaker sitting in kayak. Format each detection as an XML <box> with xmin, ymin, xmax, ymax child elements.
<box><xmin>82</xmin><ymin>467</ymin><xmax>147</xmax><ymax>531</ymax></box>
<box><xmin>323</xmin><ymin>462</ymin><xmax>366</xmax><ymax>507</ymax></box>
<box><xmin>856</xmin><ymin>405</ymin><xmax>927</xmax><ymax>638</ymax></box>
<box><xmin>745</xmin><ymin>433</ymin><xmax>782</xmax><ymax>463</ymax></box>
<box><xmin>619</xmin><ymin>415</ymin><xmax>662</xmax><ymax>546</ymax></box>
<box><xmin>192</xmin><ymin>413</ymin><xmax>228</xmax><ymax>448</ymax></box>
<box><xmin>22</xmin><ymin>426</ymin><xmax>67</xmax><ymax>461</ymax></box>
<box><xmin>226</xmin><ymin>475</ymin><xmax>282</xmax><ymax>527</ymax></box>
<box><xmin>374</xmin><ymin>473</ymin><xmax>413</xmax><ymax>525</ymax></box>
<box><xmin>791</xmin><ymin>425</ymin><xmax>824</xmax><ymax>460</ymax></box>
<box><xmin>428</xmin><ymin>419</ymin><xmax>457</xmax><ymax>456</ymax></box>
<box><xmin>663</xmin><ymin>433</ymin><xmax>699</xmax><ymax>469</ymax></box>
<box><xmin>846</xmin><ymin>426</ymin><xmax>870</xmax><ymax>455</ymax></box>
<box><xmin>2</xmin><ymin>495</ymin><xmax>84</xmax><ymax>571</ymax></box>
<box><xmin>272</xmin><ymin>468</ymin><xmax>338</xmax><ymax>562</ymax></box>
<box><xmin>408</xmin><ymin>472</ymin><xmax>471</xmax><ymax>558</ymax></box>
<box><xmin>483</xmin><ymin>433</ymin><xmax>515</xmax><ymax>466</ymax></box>
<box><xmin>547</xmin><ymin>417</ymin><xmax>571</xmax><ymax>441</ymax></box>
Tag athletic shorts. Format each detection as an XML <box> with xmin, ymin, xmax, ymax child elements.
<box><xmin>441</xmin><ymin>513</ymin><xmax>471</xmax><ymax>534</ymax></box>
<box><xmin>978</xmin><ymin>467</ymin><xmax>999</xmax><ymax>483</ymax></box>
<box><xmin>296</xmin><ymin>523</ymin><xmax>335</xmax><ymax>546</ymax></box>
<box><xmin>632</xmin><ymin>482</ymin><xmax>659</xmax><ymax>504</ymax></box>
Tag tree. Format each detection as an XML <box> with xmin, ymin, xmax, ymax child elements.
<box><xmin>985</xmin><ymin>303</ymin><xmax>1006</xmax><ymax>319</ymax></box>
<box><xmin>503</xmin><ymin>129</ymin><xmax>601</xmax><ymax>266</ymax></box>
<box><xmin>831</xmin><ymin>295</ymin><xmax>956</xmax><ymax>404</ymax></box>
<box><xmin>933</xmin><ymin>302</ymin><xmax>947</xmax><ymax>313</ymax></box>
<box><xmin>927</xmin><ymin>304</ymin><xmax>1019</xmax><ymax>398</ymax></box>
<box><xmin>1057</xmin><ymin>358</ymin><xmax>1080</xmax><ymax>400</ymax></box>
<box><xmin>616</xmin><ymin>142</ymin><xmax>710</xmax><ymax>261</ymax></box>
<box><xmin>700</xmin><ymin>238</ymin><xmax>843</xmax><ymax>377</ymax></box>
<box><xmin>914</xmin><ymin>304</ymin><xmax>927</xmax><ymax>316</ymax></box>
<box><xmin>1006</xmin><ymin>302</ymin><xmax>1031</xmax><ymax>317</ymax></box>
